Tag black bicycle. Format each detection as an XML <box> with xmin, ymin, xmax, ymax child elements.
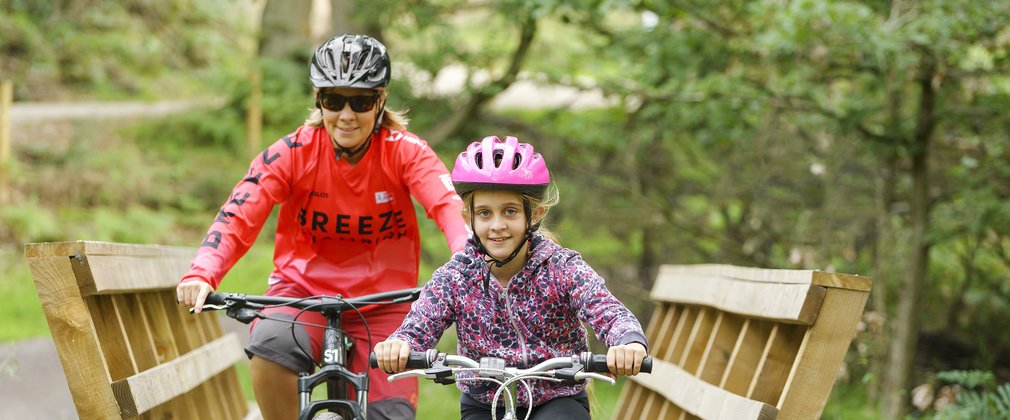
<box><xmin>198</xmin><ymin>288</ymin><xmax>422</xmax><ymax>420</ymax></box>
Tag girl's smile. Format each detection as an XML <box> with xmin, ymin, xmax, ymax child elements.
<box><xmin>471</xmin><ymin>190</ymin><xmax>528</xmax><ymax>262</ymax></box>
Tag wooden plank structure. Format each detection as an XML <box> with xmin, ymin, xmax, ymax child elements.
<box><xmin>614</xmin><ymin>264</ymin><xmax>871</xmax><ymax>420</ymax></box>
<box><xmin>25</xmin><ymin>241</ymin><xmax>258</xmax><ymax>419</ymax></box>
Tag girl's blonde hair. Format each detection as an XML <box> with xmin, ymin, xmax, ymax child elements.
<box><xmin>303</xmin><ymin>89</ymin><xmax>409</xmax><ymax>131</ymax></box>
<box><xmin>460</xmin><ymin>183</ymin><xmax>561</xmax><ymax>243</ymax></box>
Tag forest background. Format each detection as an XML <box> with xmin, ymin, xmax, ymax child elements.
<box><xmin>1</xmin><ymin>0</ymin><xmax>1009</xmax><ymax>419</ymax></box>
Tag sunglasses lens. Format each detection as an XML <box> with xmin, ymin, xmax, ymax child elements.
<box><xmin>349</xmin><ymin>96</ymin><xmax>377</xmax><ymax>112</ymax></box>
<box><xmin>320</xmin><ymin>93</ymin><xmax>378</xmax><ymax>112</ymax></box>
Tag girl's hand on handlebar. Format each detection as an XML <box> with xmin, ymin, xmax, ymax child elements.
<box><xmin>607</xmin><ymin>342</ymin><xmax>648</xmax><ymax>377</ymax></box>
<box><xmin>373</xmin><ymin>339</ymin><xmax>410</xmax><ymax>374</ymax></box>
<box><xmin>176</xmin><ymin>279</ymin><xmax>214</xmax><ymax>314</ymax></box>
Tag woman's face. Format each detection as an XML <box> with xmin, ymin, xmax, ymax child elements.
<box><xmin>319</xmin><ymin>87</ymin><xmax>382</xmax><ymax>151</ymax></box>
<box><xmin>471</xmin><ymin>190</ymin><xmax>529</xmax><ymax>261</ymax></box>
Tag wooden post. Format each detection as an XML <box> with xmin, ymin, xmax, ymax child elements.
<box><xmin>246</xmin><ymin>67</ymin><xmax>262</xmax><ymax>155</ymax></box>
<box><xmin>0</xmin><ymin>80</ymin><xmax>12</xmax><ymax>204</ymax></box>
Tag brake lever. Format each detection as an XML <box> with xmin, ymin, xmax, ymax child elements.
<box><xmin>189</xmin><ymin>304</ymin><xmax>228</xmax><ymax>314</ymax></box>
<box><xmin>573</xmin><ymin>372</ymin><xmax>615</xmax><ymax>384</ymax></box>
<box><xmin>387</xmin><ymin>366</ymin><xmax>456</xmax><ymax>385</ymax></box>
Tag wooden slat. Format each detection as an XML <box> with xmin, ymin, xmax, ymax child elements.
<box><xmin>115</xmin><ymin>294</ymin><xmax>160</xmax><ymax>371</ymax></box>
<box><xmin>658</xmin><ymin>265</ymin><xmax>870</xmax><ymax>291</ymax></box>
<box><xmin>111</xmin><ymin>334</ymin><xmax>245</xmax><ymax>417</ymax></box>
<box><xmin>669</xmin><ymin>306</ymin><xmax>697</xmax><ymax>363</ymax></box>
<box><xmin>721</xmin><ymin>319</ymin><xmax>772</xmax><ymax>396</ymax></box>
<box><xmin>747</xmin><ymin>324</ymin><xmax>806</xmax><ymax>405</ymax></box>
<box><xmin>776</xmin><ymin>288</ymin><xmax>870</xmax><ymax>420</ymax></box>
<box><xmin>140</xmin><ymin>292</ymin><xmax>197</xmax><ymax>419</ymax></box>
<box><xmin>629</xmin><ymin>358</ymin><xmax>779</xmax><ymax>420</ymax></box>
<box><xmin>651</xmin><ymin>267</ymin><xmax>827</xmax><ymax>324</ymax></box>
<box><xmin>616</xmin><ymin>304</ymin><xmax>673</xmax><ymax>419</ymax></box>
<box><xmin>25</xmin><ymin>254</ymin><xmax>121</xmax><ymax>418</ymax></box>
<box><xmin>681</xmin><ymin>308</ymin><xmax>715</xmax><ymax>373</ymax></box>
<box><xmin>698</xmin><ymin>312</ymin><xmax>743</xmax><ymax>385</ymax></box>
<box><xmin>25</xmin><ymin>241</ymin><xmax>195</xmax><ymax>295</ymax></box>
<box><xmin>86</xmin><ymin>295</ymin><xmax>139</xmax><ymax>381</ymax></box>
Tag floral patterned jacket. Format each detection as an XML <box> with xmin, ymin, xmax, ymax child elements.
<box><xmin>389</xmin><ymin>233</ymin><xmax>648</xmax><ymax>407</ymax></box>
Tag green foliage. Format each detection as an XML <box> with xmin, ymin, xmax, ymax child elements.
<box><xmin>0</xmin><ymin>0</ymin><xmax>252</xmax><ymax>100</ymax></box>
<box><xmin>0</xmin><ymin>198</ymin><xmax>62</xmax><ymax>244</ymax></box>
<box><xmin>5</xmin><ymin>1</ymin><xmax>1010</xmax><ymax>418</ymax></box>
<box><xmin>932</xmin><ymin>370</ymin><xmax>1010</xmax><ymax>420</ymax></box>
<box><xmin>0</xmin><ymin>248</ymin><xmax>50</xmax><ymax>342</ymax></box>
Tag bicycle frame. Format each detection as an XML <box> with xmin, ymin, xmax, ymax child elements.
<box><xmin>201</xmin><ymin>288</ymin><xmax>421</xmax><ymax>420</ymax></box>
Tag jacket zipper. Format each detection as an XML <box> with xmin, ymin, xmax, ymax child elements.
<box><xmin>498</xmin><ymin>279</ymin><xmax>529</xmax><ymax>367</ymax></box>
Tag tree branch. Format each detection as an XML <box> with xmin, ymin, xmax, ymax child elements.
<box><xmin>427</xmin><ymin>14</ymin><xmax>537</xmax><ymax>145</ymax></box>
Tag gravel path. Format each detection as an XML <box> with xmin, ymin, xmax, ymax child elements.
<box><xmin>7</xmin><ymin>98</ymin><xmax>225</xmax><ymax>123</ymax></box>
<box><xmin>0</xmin><ymin>318</ymin><xmax>250</xmax><ymax>419</ymax></box>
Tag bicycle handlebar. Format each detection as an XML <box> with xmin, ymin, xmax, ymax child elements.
<box><xmin>200</xmin><ymin>287</ymin><xmax>422</xmax><ymax>314</ymax></box>
<box><xmin>368</xmin><ymin>350</ymin><xmax>653</xmax><ymax>377</ymax></box>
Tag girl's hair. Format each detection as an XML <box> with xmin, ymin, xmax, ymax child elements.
<box><xmin>461</xmin><ymin>183</ymin><xmax>561</xmax><ymax>243</ymax></box>
<box><xmin>303</xmin><ymin>89</ymin><xmax>409</xmax><ymax>131</ymax></box>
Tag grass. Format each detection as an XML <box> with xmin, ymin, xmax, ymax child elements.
<box><xmin>0</xmin><ymin>246</ymin><xmax>50</xmax><ymax>342</ymax></box>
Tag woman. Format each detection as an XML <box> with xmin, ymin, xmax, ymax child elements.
<box><xmin>374</xmin><ymin>136</ymin><xmax>648</xmax><ymax>419</ymax></box>
<box><xmin>177</xmin><ymin>34</ymin><xmax>468</xmax><ymax>420</ymax></box>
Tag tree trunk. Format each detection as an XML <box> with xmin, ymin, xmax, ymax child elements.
<box><xmin>328</xmin><ymin>0</ymin><xmax>380</xmax><ymax>40</ymax></box>
<box><xmin>881</xmin><ymin>61</ymin><xmax>937</xmax><ymax>420</ymax></box>
<box><xmin>259</xmin><ymin>0</ymin><xmax>314</xmax><ymax>60</ymax></box>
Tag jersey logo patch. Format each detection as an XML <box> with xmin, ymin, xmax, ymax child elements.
<box><xmin>375</xmin><ymin>191</ymin><xmax>393</xmax><ymax>204</ymax></box>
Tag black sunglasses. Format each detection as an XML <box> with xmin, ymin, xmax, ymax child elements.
<box><xmin>317</xmin><ymin>92</ymin><xmax>380</xmax><ymax>113</ymax></box>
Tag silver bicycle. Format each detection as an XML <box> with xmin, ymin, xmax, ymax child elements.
<box><xmin>370</xmin><ymin>349</ymin><xmax>653</xmax><ymax>420</ymax></box>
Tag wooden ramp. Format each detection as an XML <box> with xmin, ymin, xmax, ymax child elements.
<box><xmin>25</xmin><ymin>241</ymin><xmax>259</xmax><ymax>419</ymax></box>
<box><xmin>614</xmin><ymin>264</ymin><xmax>871</xmax><ymax>420</ymax></box>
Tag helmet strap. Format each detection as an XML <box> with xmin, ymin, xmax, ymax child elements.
<box><xmin>333</xmin><ymin>135</ymin><xmax>372</xmax><ymax>161</ymax></box>
<box><xmin>371</xmin><ymin>97</ymin><xmax>386</xmax><ymax>135</ymax></box>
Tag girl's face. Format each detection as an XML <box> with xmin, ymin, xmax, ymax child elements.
<box><xmin>319</xmin><ymin>87</ymin><xmax>382</xmax><ymax>151</ymax></box>
<box><xmin>471</xmin><ymin>190</ymin><xmax>529</xmax><ymax>261</ymax></box>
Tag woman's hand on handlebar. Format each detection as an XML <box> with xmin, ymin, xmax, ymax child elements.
<box><xmin>607</xmin><ymin>342</ymin><xmax>648</xmax><ymax>377</ymax></box>
<box><xmin>373</xmin><ymin>339</ymin><xmax>411</xmax><ymax>374</ymax></box>
<box><xmin>176</xmin><ymin>278</ymin><xmax>214</xmax><ymax>314</ymax></box>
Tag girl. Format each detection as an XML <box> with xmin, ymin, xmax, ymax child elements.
<box><xmin>374</xmin><ymin>135</ymin><xmax>648</xmax><ymax>419</ymax></box>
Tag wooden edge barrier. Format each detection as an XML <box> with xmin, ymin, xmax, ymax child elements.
<box><xmin>112</xmin><ymin>333</ymin><xmax>245</xmax><ymax>417</ymax></box>
<box><xmin>26</xmin><ymin>240</ymin><xmax>255</xmax><ymax>419</ymax></box>
<box><xmin>629</xmin><ymin>358</ymin><xmax>779</xmax><ymax>420</ymax></box>
<box><xmin>651</xmin><ymin>266</ymin><xmax>829</xmax><ymax>325</ymax></box>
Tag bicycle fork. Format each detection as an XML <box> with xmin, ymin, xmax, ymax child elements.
<box><xmin>297</xmin><ymin>317</ymin><xmax>369</xmax><ymax>419</ymax></box>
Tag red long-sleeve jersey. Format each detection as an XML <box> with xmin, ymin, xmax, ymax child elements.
<box><xmin>182</xmin><ymin>125</ymin><xmax>469</xmax><ymax>297</ymax></box>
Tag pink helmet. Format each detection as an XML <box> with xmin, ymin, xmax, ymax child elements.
<box><xmin>451</xmin><ymin>136</ymin><xmax>550</xmax><ymax>197</ymax></box>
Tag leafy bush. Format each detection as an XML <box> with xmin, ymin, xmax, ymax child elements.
<box><xmin>0</xmin><ymin>198</ymin><xmax>62</xmax><ymax>243</ymax></box>
<box><xmin>932</xmin><ymin>370</ymin><xmax>1010</xmax><ymax>419</ymax></box>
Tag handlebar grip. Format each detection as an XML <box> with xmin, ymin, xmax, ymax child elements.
<box><xmin>204</xmin><ymin>292</ymin><xmax>226</xmax><ymax>306</ymax></box>
<box><xmin>369</xmin><ymin>351</ymin><xmax>434</xmax><ymax>369</ymax></box>
<box><xmin>406</xmin><ymin>351</ymin><xmax>432</xmax><ymax>369</ymax></box>
<box><xmin>584</xmin><ymin>354</ymin><xmax>654</xmax><ymax>374</ymax></box>
<box><xmin>585</xmin><ymin>354</ymin><xmax>610</xmax><ymax>373</ymax></box>
<box><xmin>640</xmin><ymin>356</ymin><xmax>653</xmax><ymax>374</ymax></box>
